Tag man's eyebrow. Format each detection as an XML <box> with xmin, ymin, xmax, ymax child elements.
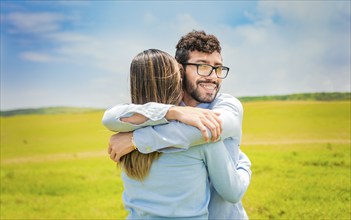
<box><xmin>193</xmin><ymin>59</ymin><xmax>207</xmax><ymax>63</ymax></box>
<box><xmin>193</xmin><ymin>59</ymin><xmax>223</xmax><ymax>65</ymax></box>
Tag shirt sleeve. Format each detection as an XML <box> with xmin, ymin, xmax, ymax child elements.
<box><xmin>210</xmin><ymin>93</ymin><xmax>243</xmax><ymax>139</ymax></box>
<box><xmin>133</xmin><ymin>93</ymin><xmax>243</xmax><ymax>153</ymax></box>
<box><xmin>133</xmin><ymin>121</ymin><xmax>207</xmax><ymax>154</ymax></box>
<box><xmin>202</xmin><ymin>141</ymin><xmax>249</xmax><ymax>203</ymax></box>
<box><xmin>101</xmin><ymin>102</ymin><xmax>174</xmax><ymax>132</ymax></box>
<box><xmin>236</xmin><ymin>150</ymin><xmax>252</xmax><ymax>190</ymax></box>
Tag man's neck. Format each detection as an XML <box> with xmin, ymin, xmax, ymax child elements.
<box><xmin>182</xmin><ymin>96</ymin><xmax>199</xmax><ymax>107</ymax></box>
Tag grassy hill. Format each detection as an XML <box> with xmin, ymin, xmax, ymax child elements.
<box><xmin>1</xmin><ymin>100</ymin><xmax>349</xmax><ymax>219</ymax></box>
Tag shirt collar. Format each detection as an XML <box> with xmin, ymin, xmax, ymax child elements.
<box><xmin>180</xmin><ymin>101</ymin><xmax>211</xmax><ymax>109</ymax></box>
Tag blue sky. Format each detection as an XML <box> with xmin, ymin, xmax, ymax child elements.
<box><xmin>1</xmin><ymin>0</ymin><xmax>350</xmax><ymax>110</ymax></box>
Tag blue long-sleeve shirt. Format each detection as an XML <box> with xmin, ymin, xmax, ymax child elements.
<box><xmin>122</xmin><ymin>141</ymin><xmax>248</xmax><ymax>219</ymax></box>
<box><xmin>102</xmin><ymin>93</ymin><xmax>251</xmax><ymax>219</ymax></box>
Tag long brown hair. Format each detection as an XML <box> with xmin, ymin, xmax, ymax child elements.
<box><xmin>120</xmin><ymin>49</ymin><xmax>183</xmax><ymax>180</ymax></box>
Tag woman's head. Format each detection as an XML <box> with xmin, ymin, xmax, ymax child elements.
<box><xmin>121</xmin><ymin>49</ymin><xmax>183</xmax><ymax>181</ymax></box>
<box><xmin>130</xmin><ymin>49</ymin><xmax>183</xmax><ymax>105</ymax></box>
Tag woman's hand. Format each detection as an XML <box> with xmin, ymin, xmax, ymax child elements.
<box><xmin>166</xmin><ymin>106</ymin><xmax>222</xmax><ymax>142</ymax></box>
<box><xmin>108</xmin><ymin>132</ymin><xmax>135</xmax><ymax>162</ymax></box>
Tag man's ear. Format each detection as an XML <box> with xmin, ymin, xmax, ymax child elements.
<box><xmin>178</xmin><ymin>63</ymin><xmax>185</xmax><ymax>79</ymax></box>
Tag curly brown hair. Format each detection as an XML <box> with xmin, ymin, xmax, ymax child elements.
<box><xmin>175</xmin><ymin>30</ymin><xmax>221</xmax><ymax>64</ymax></box>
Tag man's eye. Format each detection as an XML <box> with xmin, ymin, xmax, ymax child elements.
<box><xmin>198</xmin><ymin>65</ymin><xmax>210</xmax><ymax>71</ymax></box>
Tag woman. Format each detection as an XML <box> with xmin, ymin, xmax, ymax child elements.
<box><xmin>105</xmin><ymin>49</ymin><xmax>248</xmax><ymax>219</ymax></box>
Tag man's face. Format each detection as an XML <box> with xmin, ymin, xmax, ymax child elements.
<box><xmin>182</xmin><ymin>50</ymin><xmax>223</xmax><ymax>107</ymax></box>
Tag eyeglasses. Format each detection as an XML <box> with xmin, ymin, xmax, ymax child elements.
<box><xmin>182</xmin><ymin>63</ymin><xmax>229</xmax><ymax>79</ymax></box>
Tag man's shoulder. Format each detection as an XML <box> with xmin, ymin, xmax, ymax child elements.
<box><xmin>209</xmin><ymin>93</ymin><xmax>244</xmax><ymax>114</ymax></box>
<box><xmin>216</xmin><ymin>93</ymin><xmax>239</xmax><ymax>100</ymax></box>
<box><xmin>213</xmin><ymin>93</ymin><xmax>242</xmax><ymax>106</ymax></box>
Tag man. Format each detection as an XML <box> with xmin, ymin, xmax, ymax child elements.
<box><xmin>103</xmin><ymin>30</ymin><xmax>251</xmax><ymax>219</ymax></box>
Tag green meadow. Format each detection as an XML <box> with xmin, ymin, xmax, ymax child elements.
<box><xmin>1</xmin><ymin>101</ymin><xmax>350</xmax><ymax>219</ymax></box>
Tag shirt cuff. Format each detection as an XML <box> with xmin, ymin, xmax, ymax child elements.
<box><xmin>133</xmin><ymin>102</ymin><xmax>174</xmax><ymax>121</ymax></box>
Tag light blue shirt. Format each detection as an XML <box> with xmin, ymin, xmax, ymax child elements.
<box><xmin>102</xmin><ymin>93</ymin><xmax>251</xmax><ymax>219</ymax></box>
<box><xmin>122</xmin><ymin>141</ymin><xmax>248</xmax><ymax>219</ymax></box>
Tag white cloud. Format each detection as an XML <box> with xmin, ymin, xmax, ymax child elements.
<box><xmin>20</xmin><ymin>52</ymin><xmax>58</xmax><ymax>62</ymax></box>
<box><xmin>257</xmin><ymin>1</ymin><xmax>350</xmax><ymax>26</ymax></box>
<box><xmin>4</xmin><ymin>12</ymin><xmax>68</xmax><ymax>34</ymax></box>
<box><xmin>44</xmin><ymin>32</ymin><xmax>94</xmax><ymax>43</ymax></box>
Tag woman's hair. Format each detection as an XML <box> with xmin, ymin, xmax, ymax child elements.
<box><xmin>175</xmin><ymin>30</ymin><xmax>221</xmax><ymax>64</ymax></box>
<box><xmin>120</xmin><ymin>49</ymin><xmax>183</xmax><ymax>181</ymax></box>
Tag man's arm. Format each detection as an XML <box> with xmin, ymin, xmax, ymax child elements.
<box><xmin>236</xmin><ymin>150</ymin><xmax>252</xmax><ymax>188</ymax></box>
<box><xmin>204</xmin><ymin>141</ymin><xmax>251</xmax><ymax>203</ymax></box>
<box><xmin>209</xmin><ymin>93</ymin><xmax>243</xmax><ymax>139</ymax></box>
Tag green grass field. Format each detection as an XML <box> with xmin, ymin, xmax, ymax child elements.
<box><xmin>1</xmin><ymin>101</ymin><xmax>350</xmax><ymax>219</ymax></box>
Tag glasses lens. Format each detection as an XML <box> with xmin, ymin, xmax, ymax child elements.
<box><xmin>215</xmin><ymin>67</ymin><xmax>222</xmax><ymax>77</ymax></box>
<box><xmin>197</xmin><ymin>64</ymin><xmax>211</xmax><ymax>76</ymax></box>
<box><xmin>218</xmin><ymin>67</ymin><xmax>228</xmax><ymax>79</ymax></box>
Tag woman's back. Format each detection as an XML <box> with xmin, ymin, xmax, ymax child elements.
<box><xmin>122</xmin><ymin>144</ymin><xmax>209</xmax><ymax>219</ymax></box>
<box><xmin>122</xmin><ymin>140</ymin><xmax>243</xmax><ymax>219</ymax></box>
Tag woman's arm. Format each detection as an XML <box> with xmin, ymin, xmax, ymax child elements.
<box><xmin>106</xmin><ymin>94</ymin><xmax>243</xmax><ymax>158</ymax></box>
<box><xmin>166</xmin><ymin>106</ymin><xmax>222</xmax><ymax>142</ymax></box>
<box><xmin>102</xmin><ymin>103</ymin><xmax>222</xmax><ymax>142</ymax></box>
<box><xmin>102</xmin><ymin>102</ymin><xmax>172</xmax><ymax>132</ymax></box>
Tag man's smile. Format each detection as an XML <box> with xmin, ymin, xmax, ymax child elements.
<box><xmin>198</xmin><ymin>82</ymin><xmax>218</xmax><ymax>92</ymax></box>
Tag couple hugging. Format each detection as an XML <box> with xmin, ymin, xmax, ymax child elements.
<box><xmin>102</xmin><ymin>30</ymin><xmax>251</xmax><ymax>219</ymax></box>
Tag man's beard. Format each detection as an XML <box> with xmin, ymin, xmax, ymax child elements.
<box><xmin>184</xmin><ymin>76</ymin><xmax>220</xmax><ymax>103</ymax></box>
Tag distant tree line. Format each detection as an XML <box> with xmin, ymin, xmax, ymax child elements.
<box><xmin>238</xmin><ymin>92</ymin><xmax>351</xmax><ymax>102</ymax></box>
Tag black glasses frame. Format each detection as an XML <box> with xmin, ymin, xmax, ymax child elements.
<box><xmin>182</xmin><ymin>62</ymin><xmax>229</xmax><ymax>79</ymax></box>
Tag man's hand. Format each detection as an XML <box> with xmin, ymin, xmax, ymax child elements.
<box><xmin>166</xmin><ymin>106</ymin><xmax>222</xmax><ymax>142</ymax></box>
<box><xmin>108</xmin><ymin>132</ymin><xmax>135</xmax><ymax>162</ymax></box>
